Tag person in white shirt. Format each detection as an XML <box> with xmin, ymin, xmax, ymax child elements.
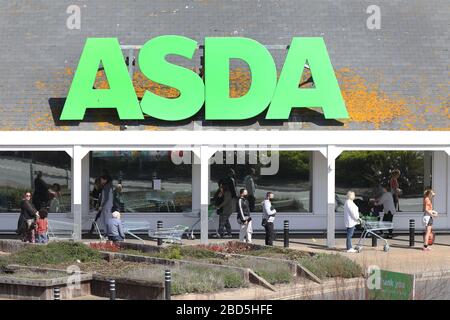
<box><xmin>374</xmin><ymin>187</ymin><xmax>397</xmax><ymax>238</ymax></box>
<box><xmin>344</xmin><ymin>191</ymin><xmax>360</xmax><ymax>252</ymax></box>
<box><xmin>262</xmin><ymin>192</ymin><xmax>276</xmax><ymax>246</ymax></box>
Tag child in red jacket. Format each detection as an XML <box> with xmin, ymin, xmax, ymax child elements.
<box><xmin>36</xmin><ymin>209</ymin><xmax>49</xmax><ymax>244</ymax></box>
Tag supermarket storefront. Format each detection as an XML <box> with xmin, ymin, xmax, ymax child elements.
<box><xmin>0</xmin><ymin>130</ymin><xmax>448</xmax><ymax>247</ymax></box>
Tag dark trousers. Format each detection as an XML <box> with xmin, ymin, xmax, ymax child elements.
<box><xmin>382</xmin><ymin>211</ymin><xmax>394</xmax><ymax>236</ymax></box>
<box><xmin>248</xmin><ymin>195</ymin><xmax>255</xmax><ymax>212</ymax></box>
<box><xmin>218</xmin><ymin>214</ymin><xmax>232</xmax><ymax>236</ymax></box>
<box><xmin>264</xmin><ymin>222</ymin><xmax>274</xmax><ymax>246</ymax></box>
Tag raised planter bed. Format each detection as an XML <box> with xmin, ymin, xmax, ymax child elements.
<box><xmin>0</xmin><ymin>265</ymin><xmax>92</xmax><ymax>300</ymax></box>
<box><xmin>91</xmin><ymin>242</ymin><xmax>318</xmax><ymax>286</ymax></box>
<box><xmin>91</xmin><ymin>274</ymin><xmax>164</xmax><ymax>300</ymax></box>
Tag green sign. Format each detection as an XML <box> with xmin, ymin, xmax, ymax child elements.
<box><xmin>60</xmin><ymin>36</ymin><xmax>348</xmax><ymax>121</ymax></box>
<box><xmin>367</xmin><ymin>269</ymin><xmax>416</xmax><ymax>300</ymax></box>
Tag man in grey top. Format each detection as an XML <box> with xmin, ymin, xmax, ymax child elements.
<box><xmin>107</xmin><ymin>211</ymin><xmax>125</xmax><ymax>242</ymax></box>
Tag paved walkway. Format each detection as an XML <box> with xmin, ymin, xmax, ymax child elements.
<box><xmin>183</xmin><ymin>234</ymin><xmax>450</xmax><ymax>275</ymax></box>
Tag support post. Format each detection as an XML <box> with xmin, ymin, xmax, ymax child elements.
<box><xmin>326</xmin><ymin>146</ymin><xmax>340</xmax><ymax>248</ymax></box>
<box><xmin>165</xmin><ymin>270</ymin><xmax>171</xmax><ymax>300</ymax></box>
<box><xmin>283</xmin><ymin>220</ymin><xmax>289</xmax><ymax>248</ymax></box>
<box><xmin>409</xmin><ymin>219</ymin><xmax>415</xmax><ymax>247</ymax></box>
<box><xmin>109</xmin><ymin>279</ymin><xmax>116</xmax><ymax>300</ymax></box>
<box><xmin>200</xmin><ymin>146</ymin><xmax>211</xmax><ymax>244</ymax></box>
<box><xmin>72</xmin><ymin>146</ymin><xmax>88</xmax><ymax>241</ymax></box>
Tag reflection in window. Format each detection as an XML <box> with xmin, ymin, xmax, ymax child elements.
<box><xmin>335</xmin><ymin>151</ymin><xmax>433</xmax><ymax>213</ymax></box>
<box><xmin>210</xmin><ymin>151</ymin><xmax>312</xmax><ymax>213</ymax></box>
<box><xmin>0</xmin><ymin>152</ymin><xmax>72</xmax><ymax>213</ymax></box>
<box><xmin>90</xmin><ymin>151</ymin><xmax>192</xmax><ymax>213</ymax></box>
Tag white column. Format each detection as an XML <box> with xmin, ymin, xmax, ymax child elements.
<box><xmin>72</xmin><ymin>146</ymin><xmax>88</xmax><ymax>241</ymax></box>
<box><xmin>192</xmin><ymin>152</ymin><xmax>201</xmax><ymax>214</ymax></box>
<box><xmin>312</xmin><ymin>151</ymin><xmax>328</xmax><ymax>216</ymax></box>
<box><xmin>81</xmin><ymin>152</ymin><xmax>90</xmax><ymax>230</ymax></box>
<box><xmin>200</xmin><ymin>146</ymin><xmax>211</xmax><ymax>244</ymax></box>
<box><xmin>432</xmin><ymin>151</ymin><xmax>447</xmax><ymax>214</ymax></box>
<box><xmin>326</xmin><ymin>146</ymin><xmax>341</xmax><ymax>248</ymax></box>
<box><xmin>446</xmin><ymin>150</ymin><xmax>450</xmax><ymax>229</ymax></box>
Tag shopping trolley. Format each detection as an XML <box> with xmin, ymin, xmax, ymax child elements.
<box><xmin>148</xmin><ymin>225</ymin><xmax>189</xmax><ymax>244</ymax></box>
<box><xmin>183</xmin><ymin>205</ymin><xmax>216</xmax><ymax>240</ymax></box>
<box><xmin>355</xmin><ymin>219</ymin><xmax>394</xmax><ymax>252</ymax></box>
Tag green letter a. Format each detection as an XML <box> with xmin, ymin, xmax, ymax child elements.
<box><xmin>266</xmin><ymin>38</ymin><xmax>348</xmax><ymax>120</ymax></box>
<box><xmin>60</xmin><ymin>38</ymin><xmax>143</xmax><ymax>120</ymax></box>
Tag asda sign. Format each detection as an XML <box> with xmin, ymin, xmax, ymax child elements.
<box><xmin>60</xmin><ymin>36</ymin><xmax>348</xmax><ymax>121</ymax></box>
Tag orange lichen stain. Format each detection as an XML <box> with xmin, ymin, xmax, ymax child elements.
<box><xmin>35</xmin><ymin>81</ymin><xmax>47</xmax><ymax>90</ymax></box>
<box><xmin>335</xmin><ymin>68</ymin><xmax>411</xmax><ymax>128</ymax></box>
<box><xmin>93</xmin><ymin>122</ymin><xmax>119</xmax><ymax>130</ymax></box>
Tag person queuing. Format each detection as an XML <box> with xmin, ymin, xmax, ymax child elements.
<box><xmin>98</xmin><ymin>175</ymin><xmax>113</xmax><ymax>236</ymax></box>
<box><xmin>36</xmin><ymin>209</ymin><xmax>49</xmax><ymax>244</ymax></box>
<box><xmin>236</xmin><ymin>188</ymin><xmax>252</xmax><ymax>243</ymax></box>
<box><xmin>107</xmin><ymin>211</ymin><xmax>126</xmax><ymax>243</ymax></box>
<box><xmin>423</xmin><ymin>189</ymin><xmax>438</xmax><ymax>251</ymax></box>
<box><xmin>113</xmin><ymin>183</ymin><xmax>125</xmax><ymax>213</ymax></box>
<box><xmin>16</xmin><ymin>191</ymin><xmax>39</xmax><ymax>243</ymax></box>
<box><xmin>216</xmin><ymin>183</ymin><xmax>233</xmax><ymax>238</ymax></box>
<box><xmin>262</xmin><ymin>192</ymin><xmax>276</xmax><ymax>246</ymax></box>
<box><xmin>224</xmin><ymin>168</ymin><xmax>238</xmax><ymax>199</ymax></box>
<box><xmin>344</xmin><ymin>191</ymin><xmax>360</xmax><ymax>253</ymax></box>
<box><xmin>374</xmin><ymin>186</ymin><xmax>397</xmax><ymax>238</ymax></box>
<box><xmin>32</xmin><ymin>171</ymin><xmax>55</xmax><ymax>210</ymax></box>
<box><xmin>390</xmin><ymin>169</ymin><xmax>402</xmax><ymax>211</ymax></box>
<box><xmin>244</xmin><ymin>168</ymin><xmax>257</xmax><ymax>212</ymax></box>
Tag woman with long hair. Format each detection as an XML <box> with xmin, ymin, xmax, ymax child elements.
<box><xmin>423</xmin><ymin>189</ymin><xmax>438</xmax><ymax>251</ymax></box>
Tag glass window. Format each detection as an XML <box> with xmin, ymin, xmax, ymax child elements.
<box><xmin>335</xmin><ymin>151</ymin><xmax>433</xmax><ymax>213</ymax></box>
<box><xmin>0</xmin><ymin>151</ymin><xmax>72</xmax><ymax>213</ymax></box>
<box><xmin>210</xmin><ymin>151</ymin><xmax>312</xmax><ymax>213</ymax></box>
<box><xmin>90</xmin><ymin>151</ymin><xmax>192</xmax><ymax>213</ymax></box>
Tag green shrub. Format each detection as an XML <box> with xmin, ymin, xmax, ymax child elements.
<box><xmin>179</xmin><ymin>246</ymin><xmax>221</xmax><ymax>259</ymax></box>
<box><xmin>171</xmin><ymin>265</ymin><xmax>245</xmax><ymax>295</ymax></box>
<box><xmin>152</xmin><ymin>245</ymin><xmax>221</xmax><ymax>260</ymax></box>
<box><xmin>298</xmin><ymin>253</ymin><xmax>363</xmax><ymax>279</ymax></box>
<box><xmin>222</xmin><ymin>269</ymin><xmax>245</xmax><ymax>288</ymax></box>
<box><xmin>9</xmin><ymin>242</ymin><xmax>102</xmax><ymax>266</ymax></box>
<box><xmin>227</xmin><ymin>257</ymin><xmax>293</xmax><ymax>285</ymax></box>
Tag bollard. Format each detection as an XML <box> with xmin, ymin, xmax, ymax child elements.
<box><xmin>283</xmin><ymin>220</ymin><xmax>289</xmax><ymax>248</ymax></box>
<box><xmin>109</xmin><ymin>279</ymin><xmax>116</xmax><ymax>300</ymax></box>
<box><xmin>372</xmin><ymin>233</ymin><xmax>377</xmax><ymax>247</ymax></box>
<box><xmin>157</xmin><ymin>221</ymin><xmax>163</xmax><ymax>246</ymax></box>
<box><xmin>409</xmin><ymin>219</ymin><xmax>415</xmax><ymax>247</ymax></box>
<box><xmin>165</xmin><ymin>270</ymin><xmax>171</xmax><ymax>300</ymax></box>
<box><xmin>53</xmin><ymin>287</ymin><xmax>60</xmax><ymax>300</ymax></box>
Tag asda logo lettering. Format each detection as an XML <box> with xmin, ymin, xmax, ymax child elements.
<box><xmin>60</xmin><ymin>36</ymin><xmax>348</xmax><ymax>121</ymax></box>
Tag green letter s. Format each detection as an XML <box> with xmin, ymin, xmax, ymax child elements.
<box><xmin>60</xmin><ymin>38</ymin><xmax>143</xmax><ymax>120</ymax></box>
<box><xmin>139</xmin><ymin>35</ymin><xmax>204</xmax><ymax>121</ymax></box>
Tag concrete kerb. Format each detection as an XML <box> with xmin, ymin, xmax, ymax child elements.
<box><xmin>0</xmin><ymin>239</ymin><xmax>33</xmax><ymax>253</ymax></box>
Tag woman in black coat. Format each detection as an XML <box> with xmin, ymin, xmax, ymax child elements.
<box><xmin>16</xmin><ymin>192</ymin><xmax>39</xmax><ymax>242</ymax></box>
